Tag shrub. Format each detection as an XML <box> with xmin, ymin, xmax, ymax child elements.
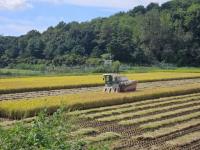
<box><xmin>0</xmin><ymin>109</ymin><xmax>86</xmax><ymax>150</ymax></box>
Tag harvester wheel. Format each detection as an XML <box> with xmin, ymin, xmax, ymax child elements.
<box><xmin>114</xmin><ymin>88</ymin><xmax>119</xmax><ymax>93</ymax></box>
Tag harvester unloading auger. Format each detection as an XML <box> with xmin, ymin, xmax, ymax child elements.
<box><xmin>103</xmin><ymin>74</ymin><xmax>137</xmax><ymax>93</ymax></box>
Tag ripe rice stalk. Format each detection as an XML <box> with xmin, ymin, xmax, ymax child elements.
<box><xmin>69</xmin><ymin>93</ymin><xmax>200</xmax><ymax>116</ymax></box>
<box><xmin>1</xmin><ymin>83</ymin><xmax>200</xmax><ymax>119</ymax></box>
<box><xmin>1</xmin><ymin>72</ymin><xmax>200</xmax><ymax>94</ymax></box>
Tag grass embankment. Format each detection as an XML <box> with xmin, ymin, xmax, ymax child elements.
<box><xmin>0</xmin><ymin>68</ymin><xmax>43</xmax><ymax>77</ymax></box>
<box><xmin>125</xmin><ymin>67</ymin><xmax>200</xmax><ymax>73</ymax></box>
<box><xmin>1</xmin><ymin>72</ymin><xmax>200</xmax><ymax>94</ymax></box>
<box><xmin>1</xmin><ymin>83</ymin><xmax>200</xmax><ymax>119</ymax></box>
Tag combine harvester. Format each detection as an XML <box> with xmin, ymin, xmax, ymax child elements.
<box><xmin>103</xmin><ymin>74</ymin><xmax>137</xmax><ymax>93</ymax></box>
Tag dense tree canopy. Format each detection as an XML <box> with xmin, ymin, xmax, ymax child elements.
<box><xmin>0</xmin><ymin>0</ymin><xmax>200</xmax><ymax>67</ymax></box>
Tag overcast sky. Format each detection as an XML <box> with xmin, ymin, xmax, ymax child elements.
<box><xmin>0</xmin><ymin>0</ymin><xmax>170</xmax><ymax>36</ymax></box>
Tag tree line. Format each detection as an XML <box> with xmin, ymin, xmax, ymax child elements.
<box><xmin>0</xmin><ymin>0</ymin><xmax>200</xmax><ymax>68</ymax></box>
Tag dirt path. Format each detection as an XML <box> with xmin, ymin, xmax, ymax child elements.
<box><xmin>1</xmin><ymin>78</ymin><xmax>200</xmax><ymax>101</ymax></box>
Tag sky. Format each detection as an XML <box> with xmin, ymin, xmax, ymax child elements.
<box><xmin>0</xmin><ymin>0</ymin><xmax>170</xmax><ymax>36</ymax></box>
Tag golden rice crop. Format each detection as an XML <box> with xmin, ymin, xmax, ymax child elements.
<box><xmin>1</xmin><ymin>72</ymin><xmax>200</xmax><ymax>94</ymax></box>
<box><xmin>1</xmin><ymin>82</ymin><xmax>200</xmax><ymax>119</ymax></box>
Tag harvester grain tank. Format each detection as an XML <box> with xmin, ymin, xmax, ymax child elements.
<box><xmin>103</xmin><ymin>74</ymin><xmax>137</xmax><ymax>93</ymax></box>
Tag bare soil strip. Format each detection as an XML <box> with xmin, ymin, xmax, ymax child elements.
<box><xmin>1</xmin><ymin>78</ymin><xmax>200</xmax><ymax>101</ymax></box>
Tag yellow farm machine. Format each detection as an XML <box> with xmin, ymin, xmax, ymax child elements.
<box><xmin>103</xmin><ymin>74</ymin><xmax>137</xmax><ymax>93</ymax></box>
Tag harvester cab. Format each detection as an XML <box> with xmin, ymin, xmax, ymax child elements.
<box><xmin>103</xmin><ymin>74</ymin><xmax>137</xmax><ymax>93</ymax></box>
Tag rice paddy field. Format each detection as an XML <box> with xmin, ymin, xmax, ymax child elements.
<box><xmin>1</xmin><ymin>72</ymin><xmax>200</xmax><ymax>149</ymax></box>
<box><xmin>69</xmin><ymin>93</ymin><xmax>200</xmax><ymax>150</ymax></box>
<box><xmin>1</xmin><ymin>72</ymin><xmax>200</xmax><ymax>94</ymax></box>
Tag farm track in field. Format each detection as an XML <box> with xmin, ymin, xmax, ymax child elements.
<box><xmin>1</xmin><ymin>78</ymin><xmax>200</xmax><ymax>101</ymax></box>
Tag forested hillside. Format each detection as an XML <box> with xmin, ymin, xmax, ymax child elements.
<box><xmin>0</xmin><ymin>0</ymin><xmax>200</xmax><ymax>68</ymax></box>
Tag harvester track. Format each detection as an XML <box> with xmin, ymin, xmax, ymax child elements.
<box><xmin>0</xmin><ymin>78</ymin><xmax>200</xmax><ymax>101</ymax></box>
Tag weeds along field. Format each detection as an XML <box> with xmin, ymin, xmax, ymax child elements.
<box><xmin>68</xmin><ymin>92</ymin><xmax>200</xmax><ymax>149</ymax></box>
<box><xmin>1</xmin><ymin>82</ymin><xmax>200</xmax><ymax>119</ymax></box>
<box><xmin>1</xmin><ymin>72</ymin><xmax>200</xmax><ymax>94</ymax></box>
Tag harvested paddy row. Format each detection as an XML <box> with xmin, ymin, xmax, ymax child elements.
<box><xmin>73</xmin><ymin>93</ymin><xmax>200</xmax><ymax>150</ymax></box>
<box><xmin>117</xmin><ymin>117</ymin><xmax>200</xmax><ymax>149</ymax></box>
<box><xmin>95</xmin><ymin>98</ymin><xmax>200</xmax><ymax>122</ymax></box>
<box><xmin>0</xmin><ymin>86</ymin><xmax>102</xmax><ymax>101</ymax></box>
<box><xmin>112</xmin><ymin>120</ymin><xmax>200</xmax><ymax>150</ymax></box>
<box><xmin>80</xmin><ymin>95</ymin><xmax>200</xmax><ymax>120</ymax></box>
<box><xmin>142</xmin><ymin>118</ymin><xmax>200</xmax><ymax>138</ymax></box>
<box><xmin>77</xmin><ymin>105</ymin><xmax>200</xmax><ymax>148</ymax></box>
<box><xmin>166</xmin><ymin>130</ymin><xmax>200</xmax><ymax>147</ymax></box>
<box><xmin>70</xmin><ymin>92</ymin><xmax>200</xmax><ymax>116</ymax></box>
<box><xmin>1</xmin><ymin>78</ymin><xmax>200</xmax><ymax>101</ymax></box>
<box><xmin>182</xmin><ymin>139</ymin><xmax>200</xmax><ymax>150</ymax></box>
<box><xmin>140</xmin><ymin>111</ymin><xmax>200</xmax><ymax>130</ymax></box>
<box><xmin>119</xmin><ymin>103</ymin><xmax>200</xmax><ymax>126</ymax></box>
